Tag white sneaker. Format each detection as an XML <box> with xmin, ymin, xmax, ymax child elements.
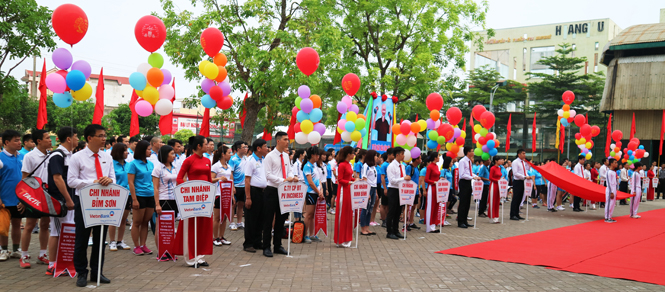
<box><xmin>109</xmin><ymin>241</ymin><xmax>118</xmax><ymax>251</ymax></box>
<box><xmin>330</xmin><ymin>209</ymin><xmax>336</xmax><ymax>215</ymax></box>
<box><xmin>492</xmin><ymin>218</ymin><xmax>500</xmax><ymax>223</ymax></box>
<box><xmin>229</xmin><ymin>223</ymin><xmax>238</xmax><ymax>231</ymax></box>
<box><xmin>221</xmin><ymin>238</ymin><xmax>231</xmax><ymax>245</ymax></box>
<box><xmin>341</xmin><ymin>241</ymin><xmax>352</xmax><ymax>248</ymax></box>
<box><xmin>213</xmin><ymin>238</ymin><xmax>222</xmax><ymax>246</ymax></box>
<box><xmin>0</xmin><ymin>250</ymin><xmax>8</xmax><ymax>261</ymax></box>
<box><xmin>443</xmin><ymin>220</ymin><xmax>452</xmax><ymax>226</ymax></box>
<box><xmin>10</xmin><ymin>250</ymin><xmax>21</xmax><ymax>259</ymax></box>
<box><xmin>237</xmin><ymin>222</ymin><xmax>245</xmax><ymax>229</ymax></box>
<box><xmin>631</xmin><ymin>215</ymin><xmax>641</xmax><ymax>219</ymax></box>
<box><xmin>591</xmin><ymin>204</ymin><xmax>596</xmax><ymax>210</ymax></box>
<box><xmin>569</xmin><ymin>204</ymin><xmax>574</xmax><ymax>209</ymax></box>
<box><xmin>117</xmin><ymin>241</ymin><xmax>132</xmax><ymax>250</ymax></box>
<box><xmin>556</xmin><ymin>206</ymin><xmax>565</xmax><ymax>211</ymax></box>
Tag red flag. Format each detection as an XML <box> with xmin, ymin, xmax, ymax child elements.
<box><xmin>585</xmin><ymin>113</ymin><xmax>588</xmax><ymax>124</ymax></box>
<box><xmin>92</xmin><ymin>68</ymin><xmax>105</xmax><ymax>125</ymax></box>
<box><xmin>532</xmin><ymin>112</ymin><xmax>537</xmax><ymax>153</ymax></box>
<box><xmin>470</xmin><ymin>114</ymin><xmax>476</xmax><ymax>143</ymax></box>
<box><xmin>159</xmin><ymin>80</ymin><xmax>176</xmax><ymax>136</ymax></box>
<box><xmin>239</xmin><ymin>93</ymin><xmax>248</xmax><ymax>128</ymax></box>
<box><xmin>605</xmin><ymin>113</ymin><xmax>612</xmax><ymax>157</ymax></box>
<box><xmin>506</xmin><ymin>114</ymin><xmax>512</xmax><ymax>153</ymax></box>
<box><xmin>560</xmin><ymin>125</ymin><xmax>565</xmax><ymax>153</ymax></box>
<box><xmin>333</xmin><ymin>113</ymin><xmax>342</xmax><ymax>145</ymax></box>
<box><xmin>36</xmin><ymin>59</ymin><xmax>48</xmax><ymax>129</ymax></box>
<box><xmin>261</xmin><ymin>129</ymin><xmax>272</xmax><ymax>141</ymax></box>
<box><xmin>462</xmin><ymin>117</ymin><xmax>466</xmax><ymax>137</ymax></box>
<box><xmin>129</xmin><ymin>90</ymin><xmax>140</xmax><ymax>137</ymax></box>
<box><xmin>630</xmin><ymin>112</ymin><xmax>636</xmax><ymax>140</ymax></box>
<box><xmin>200</xmin><ymin>108</ymin><xmax>210</xmax><ymax>137</ymax></box>
<box><xmin>287</xmin><ymin>113</ymin><xmax>297</xmax><ymax>141</ymax></box>
<box><xmin>660</xmin><ymin>111</ymin><xmax>665</xmax><ymax>155</ymax></box>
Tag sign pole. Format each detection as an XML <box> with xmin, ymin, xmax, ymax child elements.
<box><xmin>97</xmin><ymin>227</ymin><xmax>103</xmax><ymax>286</ymax></box>
<box><xmin>440</xmin><ymin>202</ymin><xmax>445</xmax><ymax>234</ymax></box>
<box><xmin>473</xmin><ymin>200</ymin><xmax>478</xmax><ymax>229</ymax></box>
<box><xmin>501</xmin><ymin>198</ymin><xmax>504</xmax><ymax>224</ymax></box>
<box><xmin>524</xmin><ymin>190</ymin><xmax>529</xmax><ymax>222</ymax></box>
<box><xmin>194</xmin><ymin>218</ymin><xmax>198</xmax><ymax>269</ymax></box>
<box><xmin>183</xmin><ymin>220</ymin><xmax>188</xmax><ymax>265</ymax></box>
<box><xmin>402</xmin><ymin>205</ymin><xmax>408</xmax><ymax>240</ymax></box>
<box><xmin>354</xmin><ymin>209</ymin><xmax>359</xmax><ymax>248</ymax></box>
<box><xmin>287</xmin><ymin>212</ymin><xmax>292</xmax><ymax>258</ymax></box>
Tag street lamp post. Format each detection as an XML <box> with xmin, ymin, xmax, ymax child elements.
<box><xmin>489</xmin><ymin>81</ymin><xmax>506</xmax><ymax>133</ymax></box>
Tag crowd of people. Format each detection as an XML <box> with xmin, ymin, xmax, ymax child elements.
<box><xmin>0</xmin><ymin>125</ymin><xmax>660</xmax><ymax>287</ymax></box>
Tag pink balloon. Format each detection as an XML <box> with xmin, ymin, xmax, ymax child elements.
<box><xmin>158</xmin><ymin>86</ymin><xmax>174</xmax><ymax>100</ymax></box>
<box><xmin>201</xmin><ymin>78</ymin><xmax>214</xmax><ymax>94</ymax></box>
<box><xmin>135</xmin><ymin>100</ymin><xmax>153</xmax><ymax>117</ymax></box>
<box><xmin>70</xmin><ymin>60</ymin><xmax>91</xmax><ymax>79</ymax></box>
<box><xmin>219</xmin><ymin>80</ymin><xmax>231</xmax><ymax>96</ymax></box>
<box><xmin>45</xmin><ymin>73</ymin><xmax>67</xmax><ymax>94</ymax></box>
<box><xmin>342</xmin><ymin>95</ymin><xmax>352</xmax><ymax>107</ymax></box>
<box><xmin>349</xmin><ymin>104</ymin><xmax>359</xmax><ymax>114</ymax></box>
<box><xmin>161</xmin><ymin>69</ymin><xmax>172</xmax><ymax>85</ymax></box>
<box><xmin>337</xmin><ymin>119</ymin><xmax>347</xmax><ymax>130</ymax></box>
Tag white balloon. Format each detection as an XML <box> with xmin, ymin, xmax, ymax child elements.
<box><xmin>610</xmin><ymin>143</ymin><xmax>616</xmax><ymax>149</ymax></box>
<box><xmin>341</xmin><ymin>131</ymin><xmax>351</xmax><ymax>142</ymax></box>
<box><xmin>404</xmin><ymin>150</ymin><xmax>412</xmax><ymax>162</ymax></box>
<box><xmin>308</xmin><ymin>132</ymin><xmax>321</xmax><ymax>145</ymax></box>
<box><xmin>569</xmin><ymin>109</ymin><xmax>576</xmax><ymax>117</ymax></box>
<box><xmin>474</xmin><ymin>133</ymin><xmax>481</xmax><ymax>141</ymax></box>
<box><xmin>396</xmin><ymin>134</ymin><xmax>407</xmax><ymax>146</ymax></box>
<box><xmin>557</xmin><ymin>109</ymin><xmax>564</xmax><ymax>116</ymax></box>
<box><xmin>644</xmin><ymin>152</ymin><xmax>650</xmax><ymax>158</ymax></box>
<box><xmin>137</xmin><ymin>63</ymin><xmax>151</xmax><ymax>75</ymax></box>
<box><xmin>154</xmin><ymin>99</ymin><xmax>173</xmax><ymax>116</ymax></box>
<box><xmin>435</xmin><ymin>120</ymin><xmax>441</xmax><ymax>128</ymax></box>
<box><xmin>407</xmin><ymin>135</ymin><xmax>417</xmax><ymax>147</ymax></box>
<box><xmin>295</xmin><ymin>132</ymin><xmax>308</xmax><ymax>144</ymax></box>
<box><xmin>457</xmin><ymin>148</ymin><xmax>464</xmax><ymax>158</ymax></box>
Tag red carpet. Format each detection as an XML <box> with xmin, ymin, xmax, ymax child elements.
<box><xmin>436</xmin><ymin>208</ymin><xmax>665</xmax><ymax>286</ymax></box>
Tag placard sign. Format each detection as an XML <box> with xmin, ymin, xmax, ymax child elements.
<box><xmin>653</xmin><ymin>178</ymin><xmax>658</xmax><ymax>188</ymax></box>
<box><xmin>219</xmin><ymin>181</ymin><xmax>233</xmax><ymax>221</ymax></box>
<box><xmin>174</xmin><ymin>180</ymin><xmax>217</xmax><ymax>219</ymax></box>
<box><xmin>54</xmin><ymin>223</ymin><xmax>76</xmax><ymax>278</ymax></box>
<box><xmin>436</xmin><ymin>180</ymin><xmax>450</xmax><ymax>203</ymax></box>
<box><xmin>524</xmin><ymin>179</ymin><xmax>533</xmax><ymax>198</ymax></box>
<box><xmin>399</xmin><ymin>181</ymin><xmax>417</xmax><ymax>206</ymax></box>
<box><xmin>277</xmin><ymin>181</ymin><xmax>307</xmax><ymax>214</ymax></box>
<box><xmin>157</xmin><ymin>211</ymin><xmax>175</xmax><ymax>261</ymax></box>
<box><xmin>314</xmin><ymin>199</ymin><xmax>328</xmax><ymax>237</ymax></box>
<box><xmin>599</xmin><ymin>174</ymin><xmax>606</xmax><ymax>185</ymax></box>
<box><xmin>351</xmin><ymin>181</ymin><xmax>371</xmax><ymax>210</ymax></box>
<box><xmin>643</xmin><ymin>177</ymin><xmax>649</xmax><ymax>189</ymax></box>
<box><xmin>453</xmin><ymin>168</ymin><xmax>459</xmax><ymax>191</ymax></box>
<box><xmin>498</xmin><ymin>178</ymin><xmax>509</xmax><ymax>198</ymax></box>
<box><xmin>472</xmin><ymin>180</ymin><xmax>484</xmax><ymax>200</ymax></box>
<box><xmin>79</xmin><ymin>183</ymin><xmax>129</xmax><ymax>228</ymax></box>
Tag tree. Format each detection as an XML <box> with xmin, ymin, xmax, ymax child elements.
<box><xmin>172</xmin><ymin>129</ymin><xmax>195</xmax><ymax>143</ymax></box>
<box><xmin>105</xmin><ymin>104</ymin><xmax>159</xmax><ymax>136</ymax></box>
<box><xmin>0</xmin><ymin>0</ymin><xmax>57</xmax><ymax>102</ymax></box>
<box><xmin>0</xmin><ymin>79</ymin><xmax>38</xmax><ymax>132</ymax></box>
<box><xmin>44</xmin><ymin>99</ymin><xmax>95</xmax><ymax>135</ymax></box>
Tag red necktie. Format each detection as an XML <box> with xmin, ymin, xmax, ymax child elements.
<box><xmin>469</xmin><ymin>161</ymin><xmax>472</xmax><ymax>177</ymax></box>
<box><xmin>93</xmin><ymin>153</ymin><xmax>103</xmax><ymax>179</ymax></box>
<box><xmin>280</xmin><ymin>154</ymin><xmax>286</xmax><ymax>179</ymax></box>
<box><xmin>522</xmin><ymin>161</ymin><xmax>526</xmax><ymax>176</ymax></box>
<box><xmin>399</xmin><ymin>164</ymin><xmax>404</xmax><ymax>177</ymax></box>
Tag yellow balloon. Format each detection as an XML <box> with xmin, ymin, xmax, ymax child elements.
<box><xmin>301</xmin><ymin>120</ymin><xmax>314</xmax><ymax>134</ymax></box>
<box><xmin>453</xmin><ymin>125</ymin><xmax>459</xmax><ymax>128</ymax></box>
<box><xmin>199</xmin><ymin>60</ymin><xmax>211</xmax><ymax>75</ymax></box>
<box><xmin>445</xmin><ymin>143</ymin><xmax>452</xmax><ymax>151</ymax></box>
<box><xmin>72</xmin><ymin>83</ymin><xmax>92</xmax><ymax>101</ymax></box>
<box><xmin>585</xmin><ymin>153</ymin><xmax>592</xmax><ymax>160</ymax></box>
<box><xmin>575</xmin><ymin>139</ymin><xmax>580</xmax><ymax>145</ymax></box>
<box><xmin>473</xmin><ymin>124</ymin><xmax>482</xmax><ymax>133</ymax></box>
<box><xmin>350</xmin><ymin>130</ymin><xmax>362</xmax><ymax>142</ymax></box>
<box><xmin>203</xmin><ymin>63</ymin><xmax>219</xmax><ymax>79</ymax></box>
<box><xmin>460</xmin><ymin>130</ymin><xmax>467</xmax><ymax>139</ymax></box>
<box><xmin>418</xmin><ymin>120</ymin><xmax>427</xmax><ymax>131</ymax></box>
<box><xmin>476</xmin><ymin>142</ymin><xmax>482</xmax><ymax>148</ymax></box>
<box><xmin>346</xmin><ymin>111</ymin><xmax>357</xmax><ymax>122</ymax></box>
<box><xmin>143</xmin><ymin>86</ymin><xmax>159</xmax><ymax>105</ymax></box>
<box><xmin>337</xmin><ymin>126</ymin><xmax>343</xmax><ymax>134</ymax></box>
<box><xmin>563</xmin><ymin>111</ymin><xmax>570</xmax><ymax>119</ymax></box>
<box><xmin>585</xmin><ymin>142</ymin><xmax>592</xmax><ymax>149</ymax></box>
<box><xmin>579</xmin><ymin>137</ymin><xmax>586</xmax><ymax>144</ymax></box>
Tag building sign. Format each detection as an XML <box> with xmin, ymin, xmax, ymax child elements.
<box><xmin>485</xmin><ymin>35</ymin><xmax>552</xmax><ymax>45</ymax></box>
<box><xmin>171</xmin><ymin>114</ymin><xmax>235</xmax><ymax>138</ymax></box>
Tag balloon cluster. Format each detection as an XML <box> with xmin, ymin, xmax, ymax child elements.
<box><xmin>608</xmin><ymin>130</ymin><xmax>624</xmax><ymax>162</ymax></box>
<box><xmin>614</xmin><ymin>133</ymin><xmax>649</xmax><ymax>166</ymax></box>
<box><xmin>442</xmin><ymin>107</ymin><xmax>466</xmax><ymax>158</ymax></box>
<box><xmin>198</xmin><ymin>28</ymin><xmax>233</xmax><ymax>110</ymax></box>
<box><xmin>471</xmin><ymin>105</ymin><xmax>498</xmax><ymax>161</ymax></box>
<box><xmin>573</xmin><ymin>115</ymin><xmax>600</xmax><ymax>160</ymax></box>
<box><xmin>130</xmin><ymin>16</ymin><xmax>173</xmax><ymax>117</ymax></box>
<box><xmin>392</xmin><ymin>119</ymin><xmax>425</xmax><ymax>162</ymax></box>
<box><xmin>294</xmin><ymin>48</ymin><xmax>323</xmax><ymax>145</ymax></box>
<box><xmin>424</xmin><ymin>93</ymin><xmax>443</xmax><ymax>148</ymax></box>
<box><xmin>557</xmin><ymin>90</ymin><xmax>576</xmax><ymax>127</ymax></box>
<box><xmin>45</xmin><ymin>4</ymin><xmax>91</xmax><ymax>108</ymax></box>
<box><xmin>335</xmin><ymin>73</ymin><xmax>366</xmax><ymax>143</ymax></box>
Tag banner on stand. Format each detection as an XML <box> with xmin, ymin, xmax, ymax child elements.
<box><xmin>399</xmin><ymin>181</ymin><xmax>417</xmax><ymax>206</ymax></box>
<box><xmin>524</xmin><ymin>179</ymin><xmax>533</xmax><ymax>199</ymax></box>
<box><xmin>351</xmin><ymin>181</ymin><xmax>370</xmax><ymax>210</ymax></box>
<box><xmin>79</xmin><ymin>183</ymin><xmax>129</xmax><ymax>228</ymax></box>
<box><xmin>219</xmin><ymin>181</ymin><xmax>233</xmax><ymax>222</ymax></box>
<box><xmin>472</xmin><ymin>180</ymin><xmax>484</xmax><ymax>200</ymax></box>
<box><xmin>277</xmin><ymin>182</ymin><xmax>307</xmax><ymax>214</ymax></box>
<box><xmin>653</xmin><ymin>178</ymin><xmax>658</xmax><ymax>188</ymax></box>
<box><xmin>157</xmin><ymin>211</ymin><xmax>175</xmax><ymax>261</ymax></box>
<box><xmin>498</xmin><ymin>178</ymin><xmax>508</xmax><ymax>198</ymax></box>
<box><xmin>436</xmin><ymin>180</ymin><xmax>450</xmax><ymax>203</ymax></box>
<box><xmin>175</xmin><ymin>180</ymin><xmax>217</xmax><ymax>219</ymax></box>
<box><xmin>54</xmin><ymin>223</ymin><xmax>76</xmax><ymax>278</ymax></box>
<box><xmin>314</xmin><ymin>199</ymin><xmax>327</xmax><ymax>237</ymax></box>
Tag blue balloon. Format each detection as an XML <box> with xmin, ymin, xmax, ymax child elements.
<box><xmin>427</xmin><ymin>140</ymin><xmax>438</xmax><ymax>149</ymax></box>
<box><xmin>629</xmin><ymin>155</ymin><xmax>635</xmax><ymax>160</ymax></box>
<box><xmin>66</xmin><ymin>70</ymin><xmax>86</xmax><ymax>91</ymax></box>
<box><xmin>129</xmin><ymin>72</ymin><xmax>147</xmax><ymax>91</ymax></box>
<box><xmin>489</xmin><ymin>148</ymin><xmax>498</xmax><ymax>156</ymax></box>
<box><xmin>345</xmin><ymin>121</ymin><xmax>355</xmax><ymax>132</ymax></box>
<box><xmin>309</xmin><ymin>108</ymin><xmax>323</xmax><ymax>123</ymax></box>
<box><xmin>486</xmin><ymin>140</ymin><xmax>496</xmax><ymax>148</ymax></box>
<box><xmin>360</xmin><ymin>128</ymin><xmax>367</xmax><ymax>137</ymax></box>
<box><xmin>627</xmin><ymin>150</ymin><xmax>633</xmax><ymax>155</ymax></box>
<box><xmin>296</xmin><ymin>110</ymin><xmax>310</xmax><ymax>122</ymax></box>
<box><xmin>639</xmin><ymin>145</ymin><xmax>644</xmax><ymax>149</ymax></box>
<box><xmin>53</xmin><ymin>92</ymin><xmax>73</xmax><ymax>108</ymax></box>
<box><xmin>201</xmin><ymin>95</ymin><xmax>216</xmax><ymax>108</ymax></box>
<box><xmin>561</xmin><ymin>119</ymin><xmax>569</xmax><ymax>127</ymax></box>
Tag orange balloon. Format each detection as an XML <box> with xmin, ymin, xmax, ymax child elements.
<box><xmin>430</xmin><ymin>110</ymin><xmax>440</xmax><ymax>121</ymax></box>
<box><xmin>562</xmin><ymin>104</ymin><xmax>570</xmax><ymax>111</ymax></box>
<box><xmin>450</xmin><ymin>144</ymin><xmax>459</xmax><ymax>154</ymax></box>
<box><xmin>392</xmin><ymin>123</ymin><xmax>401</xmax><ymax>135</ymax></box>
<box><xmin>358</xmin><ymin>114</ymin><xmax>366</xmax><ymax>120</ymax></box>
<box><xmin>214</xmin><ymin>66</ymin><xmax>227</xmax><ymax>82</ymax></box>
<box><xmin>146</xmin><ymin>67</ymin><xmax>164</xmax><ymax>87</ymax></box>
<box><xmin>310</xmin><ymin>95</ymin><xmax>321</xmax><ymax>108</ymax></box>
<box><xmin>410</xmin><ymin>122</ymin><xmax>421</xmax><ymax>133</ymax></box>
<box><xmin>213</xmin><ymin>53</ymin><xmax>227</xmax><ymax>66</ymax></box>
<box><xmin>494</xmin><ymin>139</ymin><xmax>500</xmax><ymax>148</ymax></box>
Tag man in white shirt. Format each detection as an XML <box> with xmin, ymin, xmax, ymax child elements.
<box><xmin>261</xmin><ymin>132</ymin><xmax>296</xmax><ymax>257</ymax></box>
<box><xmin>510</xmin><ymin>149</ymin><xmax>530</xmax><ymax>220</ymax></box>
<box><xmin>598</xmin><ymin>158</ymin><xmax>609</xmax><ymax>208</ymax></box>
<box><xmin>385</xmin><ymin>147</ymin><xmax>410</xmax><ymax>238</ymax></box>
<box><xmin>148</xmin><ymin>136</ymin><xmax>163</xmax><ymax>165</ymax></box>
<box><xmin>18</xmin><ymin>129</ymin><xmax>52</xmax><ymax>268</ymax></box>
<box><xmin>619</xmin><ymin>163</ymin><xmax>630</xmax><ymax>205</ymax></box>
<box><xmin>457</xmin><ymin>146</ymin><xmax>479</xmax><ymax>228</ymax></box>
<box><xmin>571</xmin><ymin>155</ymin><xmax>585</xmax><ymax>212</ymax></box>
<box><xmin>168</xmin><ymin>139</ymin><xmax>185</xmax><ymax>169</ymax></box>
<box><xmin>629</xmin><ymin>162</ymin><xmax>643</xmax><ymax>218</ymax></box>
<box><xmin>605</xmin><ymin>158</ymin><xmax>618</xmax><ymax>223</ymax></box>
<box><xmin>243</xmin><ymin>139</ymin><xmax>268</xmax><ymax>254</ymax></box>
<box><xmin>125</xmin><ymin>137</ymin><xmax>138</xmax><ymax>163</ymax></box>
<box><xmin>67</xmin><ymin>124</ymin><xmax>116</xmax><ymax>287</ymax></box>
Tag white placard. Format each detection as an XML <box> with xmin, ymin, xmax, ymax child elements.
<box><xmin>79</xmin><ymin>183</ymin><xmax>129</xmax><ymax>228</ymax></box>
<box><xmin>277</xmin><ymin>181</ymin><xmax>307</xmax><ymax>214</ymax></box>
<box><xmin>174</xmin><ymin>180</ymin><xmax>217</xmax><ymax>219</ymax></box>
<box><xmin>524</xmin><ymin>179</ymin><xmax>533</xmax><ymax>198</ymax></box>
<box><xmin>399</xmin><ymin>181</ymin><xmax>418</xmax><ymax>206</ymax></box>
<box><xmin>351</xmin><ymin>181</ymin><xmax>371</xmax><ymax>210</ymax></box>
<box><xmin>498</xmin><ymin>178</ymin><xmax>508</xmax><ymax>198</ymax></box>
<box><xmin>643</xmin><ymin>177</ymin><xmax>649</xmax><ymax>189</ymax></box>
<box><xmin>436</xmin><ymin>180</ymin><xmax>450</xmax><ymax>203</ymax></box>
<box><xmin>472</xmin><ymin>180</ymin><xmax>484</xmax><ymax>200</ymax></box>
<box><xmin>599</xmin><ymin>175</ymin><xmax>606</xmax><ymax>185</ymax></box>
<box><xmin>653</xmin><ymin>178</ymin><xmax>659</xmax><ymax>188</ymax></box>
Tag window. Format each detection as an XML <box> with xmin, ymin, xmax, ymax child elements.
<box><xmin>572</xmin><ymin>44</ymin><xmax>576</xmax><ymax>57</ymax></box>
<box><xmin>523</xmin><ymin>48</ymin><xmax>527</xmax><ymax>72</ymax></box>
<box><xmin>595</xmin><ymin>42</ymin><xmax>599</xmax><ymax>50</ymax></box>
<box><xmin>513</xmin><ymin>57</ymin><xmax>517</xmax><ymax>79</ymax></box>
<box><xmin>530</xmin><ymin>46</ymin><xmax>555</xmax><ymax>75</ymax></box>
<box><xmin>475</xmin><ymin>49</ymin><xmax>510</xmax><ymax>79</ymax></box>
<box><xmin>594</xmin><ymin>53</ymin><xmax>598</xmax><ymax>72</ymax></box>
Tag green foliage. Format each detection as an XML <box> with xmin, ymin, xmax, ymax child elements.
<box><xmin>105</xmin><ymin>104</ymin><xmax>160</xmax><ymax>136</ymax></box>
<box><xmin>44</xmin><ymin>99</ymin><xmax>95</xmax><ymax>136</ymax></box>
<box><xmin>173</xmin><ymin>129</ymin><xmax>195</xmax><ymax>143</ymax></box>
<box><xmin>0</xmin><ymin>79</ymin><xmax>38</xmax><ymax>132</ymax></box>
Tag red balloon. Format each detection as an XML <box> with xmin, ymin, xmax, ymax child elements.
<box><xmin>588</xmin><ymin>140</ymin><xmax>594</xmax><ymax>149</ymax></box>
<box><xmin>567</xmin><ymin>117</ymin><xmax>573</xmax><ymax>123</ymax></box>
<box><xmin>292</xmin><ymin>106</ymin><xmax>299</xmax><ymax>116</ymax></box>
<box><xmin>446</xmin><ymin>107</ymin><xmax>462</xmax><ymax>125</ymax></box>
<box><xmin>628</xmin><ymin>142</ymin><xmax>638</xmax><ymax>151</ymax></box>
<box><xmin>440</xmin><ymin>123</ymin><xmax>454</xmax><ymax>141</ymax></box>
<box><xmin>294</xmin><ymin>123</ymin><xmax>301</xmax><ymax>132</ymax></box>
<box><xmin>478</xmin><ymin>136</ymin><xmax>487</xmax><ymax>145</ymax></box>
<box><xmin>392</xmin><ymin>96</ymin><xmax>399</xmax><ymax>103</ymax></box>
<box><xmin>426</xmin><ymin>93</ymin><xmax>443</xmax><ymax>111</ymax></box>
<box><xmin>381</xmin><ymin>95</ymin><xmax>387</xmax><ymax>102</ymax></box>
<box><xmin>630</xmin><ymin>138</ymin><xmax>640</xmax><ymax>145</ymax></box>
<box><xmin>218</xmin><ymin>96</ymin><xmax>233</xmax><ymax>110</ymax></box>
<box><xmin>52</xmin><ymin>4</ymin><xmax>88</xmax><ymax>46</ymax></box>
<box><xmin>574</xmin><ymin>114</ymin><xmax>586</xmax><ymax>127</ymax></box>
<box><xmin>580</xmin><ymin>124</ymin><xmax>592</xmax><ymax>137</ymax></box>
<box><xmin>485</xmin><ymin>132</ymin><xmax>494</xmax><ymax>140</ymax></box>
<box><xmin>209</xmin><ymin>86</ymin><xmax>223</xmax><ymax>101</ymax></box>
<box><xmin>400</xmin><ymin>121</ymin><xmax>411</xmax><ymax>135</ymax></box>
<box><xmin>56</xmin><ymin>70</ymin><xmax>70</xmax><ymax>91</ymax></box>
<box><xmin>472</xmin><ymin>105</ymin><xmax>486</xmax><ymax>120</ymax></box>
<box><xmin>479</xmin><ymin>111</ymin><xmax>495</xmax><ymax>129</ymax></box>
<box><xmin>575</xmin><ymin>133</ymin><xmax>582</xmax><ymax>140</ymax></box>
<box><xmin>616</xmin><ymin>141</ymin><xmax>622</xmax><ymax>148</ymax></box>
<box><xmin>296</xmin><ymin>47</ymin><xmax>319</xmax><ymax>76</ymax></box>
<box><xmin>135</xmin><ymin>15</ymin><xmax>166</xmax><ymax>52</ymax></box>
<box><xmin>590</xmin><ymin>125</ymin><xmax>600</xmax><ymax>137</ymax></box>
<box><xmin>341</xmin><ymin>73</ymin><xmax>360</xmax><ymax>96</ymax></box>
<box><xmin>456</xmin><ymin>136</ymin><xmax>464</xmax><ymax>146</ymax></box>
<box><xmin>201</xmin><ymin>27</ymin><xmax>224</xmax><ymax>58</ymax></box>
<box><xmin>562</xmin><ymin>90</ymin><xmax>575</xmax><ymax>104</ymax></box>
<box><xmin>612</xmin><ymin>130</ymin><xmax>623</xmax><ymax>142</ymax></box>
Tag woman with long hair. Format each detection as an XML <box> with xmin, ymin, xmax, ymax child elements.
<box><xmin>211</xmin><ymin>145</ymin><xmax>233</xmax><ymax>246</ymax></box>
<box><xmin>423</xmin><ymin>152</ymin><xmax>441</xmax><ymax>232</ymax></box>
<box><xmin>488</xmin><ymin>156</ymin><xmax>505</xmax><ymax>223</ymax></box>
<box><xmin>302</xmin><ymin>146</ymin><xmax>323</xmax><ymax>243</ymax></box>
<box><xmin>152</xmin><ymin>145</ymin><xmax>179</xmax><ymax>258</ymax></box>
<box><xmin>360</xmin><ymin>150</ymin><xmax>378</xmax><ymax>235</ymax></box>
<box><xmin>647</xmin><ymin>165</ymin><xmax>656</xmax><ymax>201</ymax></box>
<box><xmin>108</xmin><ymin>143</ymin><xmax>132</xmax><ymax>251</ymax></box>
<box><xmin>128</xmin><ymin>140</ymin><xmax>155</xmax><ymax>255</ymax></box>
<box><xmin>334</xmin><ymin>146</ymin><xmax>355</xmax><ymax>247</ymax></box>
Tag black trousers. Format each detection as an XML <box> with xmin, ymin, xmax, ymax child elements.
<box><xmin>243</xmin><ymin>187</ymin><xmax>264</xmax><ymax>249</ymax></box>
<box><xmin>262</xmin><ymin>186</ymin><xmax>288</xmax><ymax>250</ymax></box>
<box><xmin>386</xmin><ymin>188</ymin><xmax>401</xmax><ymax>234</ymax></box>
<box><xmin>457</xmin><ymin>180</ymin><xmax>472</xmax><ymax>224</ymax></box>
<box><xmin>478</xmin><ymin>184</ymin><xmax>489</xmax><ymax>214</ymax></box>
<box><xmin>510</xmin><ymin>180</ymin><xmax>524</xmax><ymax>218</ymax></box>
<box><xmin>573</xmin><ymin>195</ymin><xmax>582</xmax><ymax>209</ymax></box>
<box><xmin>619</xmin><ymin>181</ymin><xmax>628</xmax><ymax>204</ymax></box>
<box><xmin>447</xmin><ymin>189</ymin><xmax>458</xmax><ymax>210</ymax></box>
<box><xmin>73</xmin><ymin>195</ymin><xmax>108</xmax><ymax>277</ymax></box>
<box><xmin>658</xmin><ymin>178</ymin><xmax>665</xmax><ymax>198</ymax></box>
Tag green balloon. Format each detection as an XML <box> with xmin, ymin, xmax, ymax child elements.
<box><xmin>295</xmin><ymin>97</ymin><xmax>302</xmax><ymax>109</ymax></box>
<box><xmin>355</xmin><ymin>119</ymin><xmax>365</xmax><ymax>131</ymax></box>
<box><xmin>429</xmin><ymin>131</ymin><xmax>439</xmax><ymax>141</ymax></box>
<box><xmin>437</xmin><ymin>136</ymin><xmax>446</xmax><ymax>144</ymax></box>
<box><xmin>479</xmin><ymin>128</ymin><xmax>489</xmax><ymax>137</ymax></box>
<box><xmin>610</xmin><ymin>151</ymin><xmax>615</xmax><ymax>156</ymax></box>
<box><xmin>481</xmin><ymin>153</ymin><xmax>490</xmax><ymax>161</ymax></box>
<box><xmin>633</xmin><ymin>158</ymin><xmax>639</xmax><ymax>163</ymax></box>
<box><xmin>626</xmin><ymin>161</ymin><xmax>632</xmax><ymax>166</ymax></box>
<box><xmin>474</xmin><ymin>148</ymin><xmax>483</xmax><ymax>156</ymax></box>
<box><xmin>148</xmin><ymin>53</ymin><xmax>164</xmax><ymax>68</ymax></box>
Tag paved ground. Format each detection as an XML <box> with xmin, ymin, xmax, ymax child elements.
<box><xmin>1</xmin><ymin>199</ymin><xmax>664</xmax><ymax>291</ymax></box>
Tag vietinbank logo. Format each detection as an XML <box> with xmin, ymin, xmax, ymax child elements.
<box><xmin>110</xmin><ymin>211</ymin><xmax>115</xmax><ymax>217</ymax></box>
<box><xmin>201</xmin><ymin>204</ymin><xmax>206</xmax><ymax>210</ymax></box>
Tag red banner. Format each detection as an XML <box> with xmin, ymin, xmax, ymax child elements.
<box><xmin>54</xmin><ymin>223</ymin><xmax>76</xmax><ymax>278</ymax></box>
<box><xmin>157</xmin><ymin>211</ymin><xmax>176</xmax><ymax>261</ymax></box>
<box><xmin>314</xmin><ymin>199</ymin><xmax>327</xmax><ymax>237</ymax></box>
<box><xmin>219</xmin><ymin>181</ymin><xmax>233</xmax><ymax>222</ymax></box>
<box><xmin>453</xmin><ymin>168</ymin><xmax>459</xmax><ymax>191</ymax></box>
